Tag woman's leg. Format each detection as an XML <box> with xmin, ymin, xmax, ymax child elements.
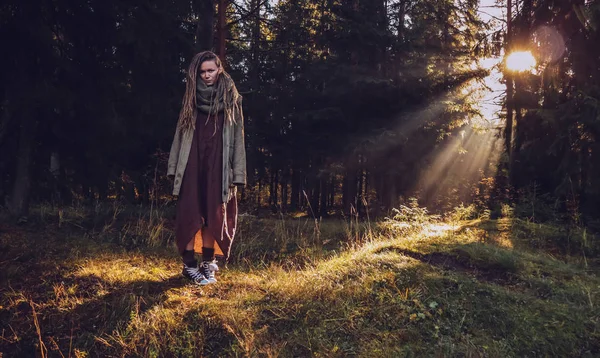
<box><xmin>202</xmin><ymin>227</ymin><xmax>215</xmax><ymax>249</ymax></box>
<box><xmin>181</xmin><ymin>232</ymin><xmax>207</xmax><ymax>284</ymax></box>
<box><xmin>200</xmin><ymin>227</ymin><xmax>218</xmax><ymax>282</ymax></box>
<box><xmin>186</xmin><ymin>237</ymin><xmax>195</xmax><ymax>251</ymax></box>
<box><xmin>201</xmin><ymin>227</ymin><xmax>216</xmax><ymax>263</ymax></box>
<box><xmin>182</xmin><ymin>236</ymin><xmax>196</xmax><ymax>268</ymax></box>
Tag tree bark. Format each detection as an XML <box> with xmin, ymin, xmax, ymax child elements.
<box><xmin>272</xmin><ymin>169</ymin><xmax>279</xmax><ymax>210</ymax></box>
<box><xmin>281</xmin><ymin>174</ymin><xmax>288</xmax><ymax>213</ymax></box>
<box><xmin>9</xmin><ymin>115</ymin><xmax>36</xmax><ymax>217</ymax></box>
<box><xmin>310</xmin><ymin>175</ymin><xmax>320</xmax><ymax>217</ymax></box>
<box><xmin>257</xmin><ymin>177</ymin><xmax>262</xmax><ymax>207</ymax></box>
<box><xmin>343</xmin><ymin>169</ymin><xmax>357</xmax><ymax>215</ymax></box>
<box><xmin>291</xmin><ymin>168</ymin><xmax>300</xmax><ymax>211</ymax></box>
<box><xmin>319</xmin><ymin>175</ymin><xmax>328</xmax><ymax>218</ymax></box>
<box><xmin>217</xmin><ymin>0</ymin><xmax>228</xmax><ymax>62</ymax></box>
<box><xmin>357</xmin><ymin>167</ymin><xmax>364</xmax><ymax>216</ymax></box>
<box><xmin>505</xmin><ymin>0</ymin><xmax>514</xmax><ymax>159</ymax></box>
<box><xmin>397</xmin><ymin>0</ymin><xmax>406</xmax><ymax>44</ymax></box>
<box><xmin>329</xmin><ymin>176</ymin><xmax>335</xmax><ymax>208</ymax></box>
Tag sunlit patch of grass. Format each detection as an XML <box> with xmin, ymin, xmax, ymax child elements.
<box><xmin>74</xmin><ymin>252</ymin><xmax>175</xmax><ymax>284</ymax></box>
<box><xmin>2</xmin><ymin>204</ymin><xmax>599</xmax><ymax>356</ymax></box>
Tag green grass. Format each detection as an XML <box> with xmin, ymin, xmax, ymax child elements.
<box><xmin>1</xmin><ymin>205</ymin><xmax>599</xmax><ymax>357</ymax></box>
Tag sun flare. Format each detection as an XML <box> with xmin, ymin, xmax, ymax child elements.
<box><xmin>506</xmin><ymin>51</ymin><xmax>536</xmax><ymax>72</ymax></box>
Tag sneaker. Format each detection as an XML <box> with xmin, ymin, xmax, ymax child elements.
<box><xmin>182</xmin><ymin>263</ymin><xmax>210</xmax><ymax>285</ymax></box>
<box><xmin>200</xmin><ymin>260</ymin><xmax>218</xmax><ymax>284</ymax></box>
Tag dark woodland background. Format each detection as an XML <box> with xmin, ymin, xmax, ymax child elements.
<box><xmin>1</xmin><ymin>0</ymin><xmax>600</xmax><ymax>225</ymax></box>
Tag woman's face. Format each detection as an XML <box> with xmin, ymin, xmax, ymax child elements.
<box><xmin>199</xmin><ymin>60</ymin><xmax>220</xmax><ymax>86</ymax></box>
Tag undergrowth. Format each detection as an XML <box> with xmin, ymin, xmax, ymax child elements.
<box><xmin>0</xmin><ymin>202</ymin><xmax>598</xmax><ymax>357</ymax></box>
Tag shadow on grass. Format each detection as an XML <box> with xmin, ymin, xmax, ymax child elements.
<box><xmin>375</xmin><ymin>245</ymin><xmax>521</xmax><ymax>285</ymax></box>
<box><xmin>460</xmin><ymin>218</ymin><xmax>600</xmax><ymax>260</ymax></box>
<box><xmin>0</xmin><ymin>223</ymin><xmax>189</xmax><ymax>356</ymax></box>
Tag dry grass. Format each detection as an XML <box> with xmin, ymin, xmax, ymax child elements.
<box><xmin>1</xmin><ymin>203</ymin><xmax>599</xmax><ymax>357</ymax></box>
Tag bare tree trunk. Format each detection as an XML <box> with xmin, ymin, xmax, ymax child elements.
<box><xmin>376</xmin><ymin>0</ymin><xmax>387</xmax><ymax>71</ymax></box>
<box><xmin>579</xmin><ymin>143</ymin><xmax>590</xmax><ymax>219</ymax></box>
<box><xmin>329</xmin><ymin>176</ymin><xmax>335</xmax><ymax>208</ymax></box>
<box><xmin>257</xmin><ymin>177</ymin><xmax>262</xmax><ymax>207</ymax></box>
<box><xmin>135</xmin><ymin>173</ymin><xmax>149</xmax><ymax>205</ymax></box>
<box><xmin>195</xmin><ymin>0</ymin><xmax>215</xmax><ymax>52</ymax></box>
<box><xmin>364</xmin><ymin>169</ymin><xmax>369</xmax><ymax>211</ymax></box>
<box><xmin>505</xmin><ymin>0</ymin><xmax>514</xmax><ymax>159</ymax></box>
<box><xmin>397</xmin><ymin>0</ymin><xmax>406</xmax><ymax>44</ymax></box>
<box><xmin>9</xmin><ymin>116</ymin><xmax>36</xmax><ymax>218</ymax></box>
<box><xmin>357</xmin><ymin>167</ymin><xmax>364</xmax><ymax>216</ymax></box>
<box><xmin>300</xmin><ymin>172</ymin><xmax>307</xmax><ymax>209</ymax></box>
<box><xmin>273</xmin><ymin>170</ymin><xmax>279</xmax><ymax>210</ymax></box>
<box><xmin>343</xmin><ymin>166</ymin><xmax>358</xmax><ymax>215</ymax></box>
<box><xmin>50</xmin><ymin>151</ymin><xmax>62</xmax><ymax>205</ymax></box>
<box><xmin>319</xmin><ymin>175</ymin><xmax>328</xmax><ymax>218</ymax></box>
<box><xmin>310</xmin><ymin>175</ymin><xmax>320</xmax><ymax>217</ymax></box>
<box><xmin>511</xmin><ymin>0</ymin><xmax>532</xmax><ymax>192</ymax></box>
<box><xmin>281</xmin><ymin>174</ymin><xmax>288</xmax><ymax>213</ymax></box>
<box><xmin>290</xmin><ymin>169</ymin><xmax>300</xmax><ymax>211</ymax></box>
<box><xmin>217</xmin><ymin>0</ymin><xmax>227</xmax><ymax>62</ymax></box>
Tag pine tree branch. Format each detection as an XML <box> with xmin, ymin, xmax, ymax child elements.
<box><xmin>227</xmin><ymin>0</ymin><xmax>269</xmax><ymax>27</ymax></box>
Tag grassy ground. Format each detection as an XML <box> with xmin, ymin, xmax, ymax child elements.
<box><xmin>1</xmin><ymin>204</ymin><xmax>599</xmax><ymax>357</ymax></box>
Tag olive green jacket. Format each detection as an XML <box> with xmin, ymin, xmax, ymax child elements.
<box><xmin>167</xmin><ymin>105</ymin><xmax>247</xmax><ymax>203</ymax></box>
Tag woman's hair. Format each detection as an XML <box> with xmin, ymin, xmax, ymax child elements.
<box><xmin>177</xmin><ymin>51</ymin><xmax>241</xmax><ymax>130</ymax></box>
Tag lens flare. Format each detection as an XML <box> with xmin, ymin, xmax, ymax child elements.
<box><xmin>506</xmin><ymin>51</ymin><xmax>536</xmax><ymax>72</ymax></box>
<box><xmin>533</xmin><ymin>26</ymin><xmax>565</xmax><ymax>63</ymax></box>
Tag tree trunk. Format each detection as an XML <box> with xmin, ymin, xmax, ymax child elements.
<box><xmin>357</xmin><ymin>167</ymin><xmax>364</xmax><ymax>216</ymax></box>
<box><xmin>272</xmin><ymin>170</ymin><xmax>279</xmax><ymax>211</ymax></box>
<box><xmin>9</xmin><ymin>115</ymin><xmax>36</xmax><ymax>218</ymax></box>
<box><xmin>217</xmin><ymin>0</ymin><xmax>227</xmax><ymax>62</ymax></box>
<box><xmin>505</xmin><ymin>0</ymin><xmax>514</xmax><ymax>159</ymax></box>
<box><xmin>579</xmin><ymin>143</ymin><xmax>590</xmax><ymax>219</ymax></box>
<box><xmin>135</xmin><ymin>174</ymin><xmax>150</xmax><ymax>205</ymax></box>
<box><xmin>375</xmin><ymin>0</ymin><xmax>387</xmax><ymax>72</ymax></box>
<box><xmin>290</xmin><ymin>168</ymin><xmax>300</xmax><ymax>211</ymax></box>
<box><xmin>257</xmin><ymin>177</ymin><xmax>262</xmax><ymax>207</ymax></box>
<box><xmin>343</xmin><ymin>170</ymin><xmax>357</xmax><ymax>216</ymax></box>
<box><xmin>50</xmin><ymin>151</ymin><xmax>62</xmax><ymax>206</ymax></box>
<box><xmin>319</xmin><ymin>175</ymin><xmax>328</xmax><ymax>218</ymax></box>
<box><xmin>364</xmin><ymin>169</ymin><xmax>369</xmax><ymax>200</ymax></box>
<box><xmin>281</xmin><ymin>174</ymin><xmax>288</xmax><ymax>213</ymax></box>
<box><xmin>310</xmin><ymin>175</ymin><xmax>320</xmax><ymax>217</ymax></box>
<box><xmin>114</xmin><ymin>170</ymin><xmax>124</xmax><ymax>201</ymax></box>
<box><xmin>329</xmin><ymin>176</ymin><xmax>335</xmax><ymax>208</ymax></box>
<box><xmin>97</xmin><ymin>175</ymin><xmax>108</xmax><ymax>202</ymax></box>
<box><xmin>397</xmin><ymin>0</ymin><xmax>406</xmax><ymax>44</ymax></box>
<box><xmin>196</xmin><ymin>0</ymin><xmax>215</xmax><ymax>52</ymax></box>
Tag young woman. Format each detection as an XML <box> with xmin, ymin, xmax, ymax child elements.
<box><xmin>168</xmin><ymin>51</ymin><xmax>246</xmax><ymax>285</ymax></box>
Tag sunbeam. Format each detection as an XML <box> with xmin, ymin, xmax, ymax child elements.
<box><xmin>415</xmin><ymin>58</ymin><xmax>504</xmax><ymax>207</ymax></box>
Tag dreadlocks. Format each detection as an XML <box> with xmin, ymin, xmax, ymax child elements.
<box><xmin>177</xmin><ymin>51</ymin><xmax>241</xmax><ymax>131</ymax></box>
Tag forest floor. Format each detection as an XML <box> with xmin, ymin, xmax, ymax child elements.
<box><xmin>1</xmin><ymin>204</ymin><xmax>599</xmax><ymax>357</ymax></box>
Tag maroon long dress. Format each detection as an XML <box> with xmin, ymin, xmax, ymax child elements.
<box><xmin>175</xmin><ymin>110</ymin><xmax>237</xmax><ymax>259</ymax></box>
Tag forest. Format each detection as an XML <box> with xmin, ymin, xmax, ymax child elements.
<box><xmin>1</xmin><ymin>0</ymin><xmax>600</xmax><ymax>356</ymax></box>
<box><xmin>1</xmin><ymin>0</ymin><xmax>597</xmax><ymax>222</ymax></box>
